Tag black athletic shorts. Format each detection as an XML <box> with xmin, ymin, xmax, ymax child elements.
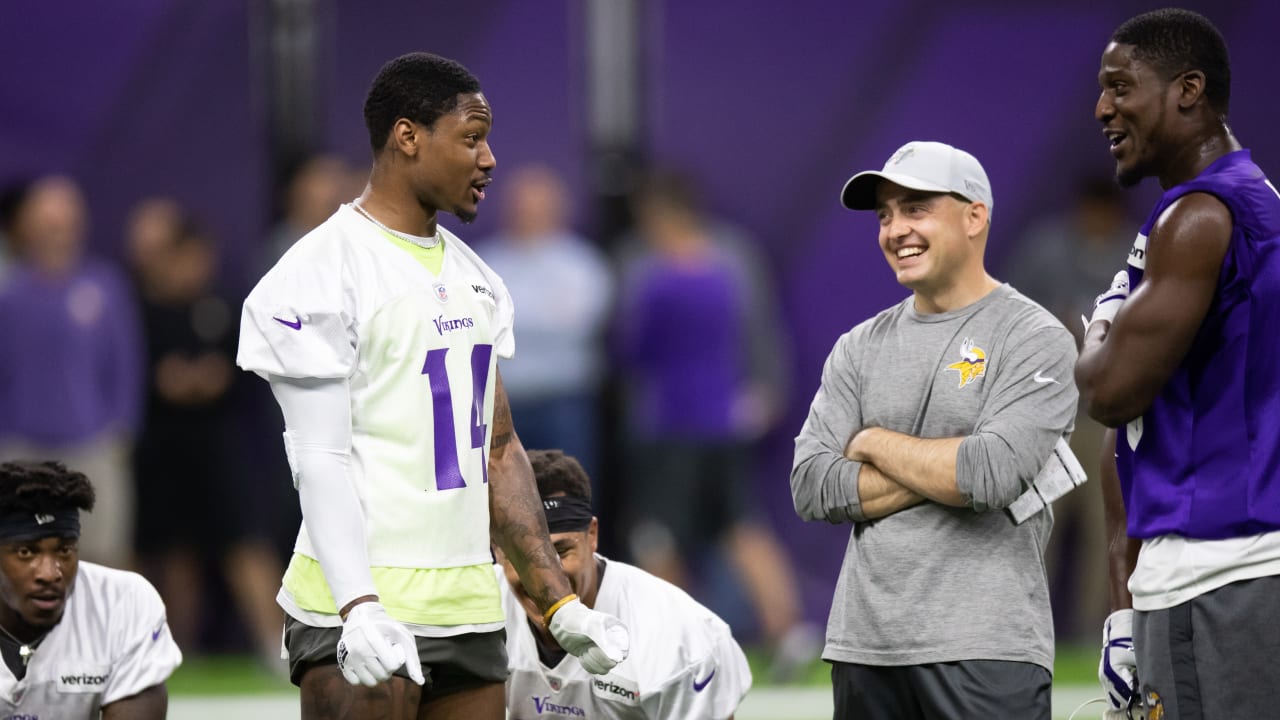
<box><xmin>283</xmin><ymin>615</ymin><xmax>508</xmax><ymax>697</ymax></box>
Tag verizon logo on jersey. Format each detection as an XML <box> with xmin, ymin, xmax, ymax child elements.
<box><xmin>58</xmin><ymin>669</ymin><xmax>109</xmax><ymax>693</ymax></box>
<box><xmin>591</xmin><ymin>676</ymin><xmax>640</xmax><ymax>704</ymax></box>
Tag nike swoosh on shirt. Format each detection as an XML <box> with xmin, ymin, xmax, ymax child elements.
<box><xmin>693</xmin><ymin>669</ymin><xmax>716</xmax><ymax>692</ymax></box>
<box><xmin>1033</xmin><ymin>371</ymin><xmax>1058</xmax><ymax>384</ymax></box>
<box><xmin>273</xmin><ymin>315</ymin><xmax>302</xmax><ymax>330</ymax></box>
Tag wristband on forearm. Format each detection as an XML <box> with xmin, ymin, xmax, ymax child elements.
<box><xmin>543</xmin><ymin>593</ymin><xmax>579</xmax><ymax>625</ymax></box>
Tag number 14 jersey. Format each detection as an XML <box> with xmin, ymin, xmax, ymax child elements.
<box><xmin>238</xmin><ymin>204</ymin><xmax>514</xmax><ymax>631</ymax></box>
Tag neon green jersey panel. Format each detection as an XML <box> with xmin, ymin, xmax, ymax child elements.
<box><xmin>284</xmin><ymin>553</ymin><xmax>504</xmax><ymax>625</ymax></box>
<box><xmin>380</xmin><ymin>229</ymin><xmax>445</xmax><ymax>276</ymax></box>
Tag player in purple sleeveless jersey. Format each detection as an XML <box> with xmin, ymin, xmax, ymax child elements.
<box><xmin>1076</xmin><ymin>9</ymin><xmax>1280</xmax><ymax>719</ymax></box>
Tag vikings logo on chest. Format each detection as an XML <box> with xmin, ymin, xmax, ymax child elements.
<box><xmin>945</xmin><ymin>337</ymin><xmax>987</xmax><ymax>389</ymax></box>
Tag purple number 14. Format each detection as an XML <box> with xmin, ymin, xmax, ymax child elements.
<box><xmin>421</xmin><ymin>344</ymin><xmax>493</xmax><ymax>490</ymax></box>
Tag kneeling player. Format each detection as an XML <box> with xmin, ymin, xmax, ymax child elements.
<box><xmin>496</xmin><ymin>450</ymin><xmax>751</xmax><ymax>719</ymax></box>
<box><xmin>0</xmin><ymin>460</ymin><xmax>182</xmax><ymax>718</ymax></box>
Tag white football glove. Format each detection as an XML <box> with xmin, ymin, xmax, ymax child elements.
<box><xmin>337</xmin><ymin>602</ymin><xmax>425</xmax><ymax>687</ymax></box>
<box><xmin>548</xmin><ymin>597</ymin><xmax>630</xmax><ymax>674</ymax></box>
<box><xmin>1099</xmin><ymin>609</ymin><xmax>1137</xmax><ymax>713</ymax></box>
<box><xmin>1085</xmin><ymin>270</ymin><xmax>1130</xmax><ymax>331</ymax></box>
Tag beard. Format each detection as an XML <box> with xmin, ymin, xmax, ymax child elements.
<box><xmin>453</xmin><ymin>206</ymin><xmax>477</xmax><ymax>224</ymax></box>
<box><xmin>1116</xmin><ymin>164</ymin><xmax>1144</xmax><ymax>188</ymax></box>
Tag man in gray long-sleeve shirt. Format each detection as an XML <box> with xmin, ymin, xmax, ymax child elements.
<box><xmin>792</xmin><ymin>141</ymin><xmax>1077</xmax><ymax>719</ymax></box>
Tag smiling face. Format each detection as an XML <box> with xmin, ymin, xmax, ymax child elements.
<box><xmin>875</xmin><ymin>183</ymin><xmax>985</xmax><ymax>299</ymax></box>
<box><xmin>410</xmin><ymin>92</ymin><xmax>496</xmax><ymax>224</ymax></box>
<box><xmin>498</xmin><ymin>516</ymin><xmax>599</xmax><ymax>637</ymax></box>
<box><xmin>0</xmin><ymin>536</ymin><xmax>78</xmax><ymax>637</ymax></box>
<box><xmin>1096</xmin><ymin>42</ymin><xmax>1178</xmax><ymax>187</ymax></box>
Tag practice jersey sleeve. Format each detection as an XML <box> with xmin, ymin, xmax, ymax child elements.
<box><xmin>491</xmin><ymin>271</ymin><xmax>515</xmax><ymax>360</ymax></box>
<box><xmin>956</xmin><ymin>322</ymin><xmax>1079</xmax><ymax>510</ymax></box>
<box><xmin>238</xmin><ymin>241</ymin><xmax>357</xmax><ymax>380</ymax></box>
<box><xmin>791</xmin><ymin>327</ymin><xmax>869</xmax><ymax>523</ymax></box>
<box><xmin>464</xmin><ymin>238</ymin><xmax>516</xmax><ymax>360</ymax></box>
<box><xmin>102</xmin><ymin>573</ymin><xmax>183</xmax><ymax>705</ymax></box>
<box><xmin>640</xmin><ymin>615</ymin><xmax>751</xmax><ymax>719</ymax></box>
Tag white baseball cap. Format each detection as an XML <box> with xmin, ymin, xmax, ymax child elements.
<box><xmin>840</xmin><ymin>141</ymin><xmax>993</xmax><ymax>215</ymax></box>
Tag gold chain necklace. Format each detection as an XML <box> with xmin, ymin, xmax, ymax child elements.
<box><xmin>350</xmin><ymin>203</ymin><xmax>441</xmax><ymax>249</ymax></box>
<box><xmin>0</xmin><ymin>622</ymin><xmax>49</xmax><ymax>666</ymax></box>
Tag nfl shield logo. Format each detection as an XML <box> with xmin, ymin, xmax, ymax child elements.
<box><xmin>433</xmin><ymin>283</ymin><xmax>449</xmax><ymax>303</ymax></box>
<box><xmin>549</xmin><ymin>678</ymin><xmax>562</xmax><ymax>692</ymax></box>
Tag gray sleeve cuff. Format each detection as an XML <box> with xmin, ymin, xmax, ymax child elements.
<box><xmin>954</xmin><ymin>435</ymin><xmax>990</xmax><ymax>511</ymax></box>
<box><xmin>826</xmin><ymin>459</ymin><xmax>865</xmax><ymax>524</ymax></box>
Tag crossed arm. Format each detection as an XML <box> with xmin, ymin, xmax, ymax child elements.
<box><xmin>487</xmin><ymin>370</ymin><xmax>575</xmax><ymax>613</ymax></box>
<box><xmin>790</xmin><ymin>334</ymin><xmax>969</xmax><ymax>523</ymax></box>
<box><xmin>846</xmin><ymin>430</ymin><xmax>968</xmax><ymax>514</ymax></box>
<box><xmin>794</xmin><ymin>322</ymin><xmax>1077</xmax><ymax>523</ymax></box>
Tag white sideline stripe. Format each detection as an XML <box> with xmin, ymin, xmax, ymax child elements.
<box><xmin>168</xmin><ymin>685</ymin><xmax>1104</xmax><ymax>720</ymax></box>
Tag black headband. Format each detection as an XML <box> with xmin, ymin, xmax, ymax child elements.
<box><xmin>542</xmin><ymin>496</ymin><xmax>593</xmax><ymax>534</ymax></box>
<box><xmin>0</xmin><ymin>508</ymin><xmax>81</xmax><ymax>543</ymax></box>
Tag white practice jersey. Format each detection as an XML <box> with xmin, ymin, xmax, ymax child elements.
<box><xmin>238</xmin><ymin>205</ymin><xmax>514</xmax><ymax>573</ymax></box>
<box><xmin>0</xmin><ymin>562</ymin><xmax>182</xmax><ymax>719</ymax></box>
<box><xmin>500</xmin><ymin>557</ymin><xmax>751</xmax><ymax>720</ymax></box>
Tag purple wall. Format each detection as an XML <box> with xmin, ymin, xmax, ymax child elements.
<box><xmin>0</xmin><ymin>1</ymin><xmax>264</xmax><ymax>285</ymax></box>
<box><xmin>3</xmin><ymin>0</ymin><xmax>1277</xmax><ymax>626</ymax></box>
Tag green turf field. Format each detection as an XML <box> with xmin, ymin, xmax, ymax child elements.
<box><xmin>168</xmin><ymin>642</ymin><xmax>1102</xmax><ymax>695</ymax></box>
<box><xmin>165</xmin><ymin>643</ymin><xmax>1107</xmax><ymax>719</ymax></box>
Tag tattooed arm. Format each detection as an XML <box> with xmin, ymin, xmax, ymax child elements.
<box><xmin>488</xmin><ymin>370</ymin><xmax>574</xmax><ymax>612</ymax></box>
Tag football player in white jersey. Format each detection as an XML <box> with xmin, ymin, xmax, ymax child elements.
<box><xmin>497</xmin><ymin>450</ymin><xmax>752</xmax><ymax>719</ymax></box>
<box><xmin>0</xmin><ymin>460</ymin><xmax>182</xmax><ymax>719</ymax></box>
<box><xmin>237</xmin><ymin>52</ymin><xmax>628</xmax><ymax>720</ymax></box>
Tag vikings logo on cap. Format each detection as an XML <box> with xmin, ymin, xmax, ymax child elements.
<box><xmin>888</xmin><ymin>144</ymin><xmax>917</xmax><ymax>165</ymax></box>
<box><xmin>946</xmin><ymin>337</ymin><xmax>987</xmax><ymax>389</ymax></box>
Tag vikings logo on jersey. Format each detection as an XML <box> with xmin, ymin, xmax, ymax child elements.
<box><xmin>945</xmin><ymin>337</ymin><xmax>987</xmax><ymax>388</ymax></box>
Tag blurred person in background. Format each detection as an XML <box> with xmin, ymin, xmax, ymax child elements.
<box><xmin>0</xmin><ymin>175</ymin><xmax>142</xmax><ymax>570</ymax></box>
<box><xmin>1001</xmin><ymin>175</ymin><xmax>1136</xmax><ymax>645</ymax></box>
<box><xmin>497</xmin><ymin>449</ymin><xmax>752</xmax><ymax>719</ymax></box>
<box><xmin>1004</xmin><ymin>175</ymin><xmax>1135</xmax><ymax>344</ymax></box>
<box><xmin>261</xmin><ymin>154</ymin><xmax>353</xmax><ymax>270</ymax></box>
<box><xmin>124</xmin><ymin>197</ymin><xmax>184</xmax><ymax>292</ymax></box>
<box><xmin>614</xmin><ymin>169</ymin><xmax>815</xmax><ymax>678</ymax></box>
<box><xmin>0</xmin><ymin>460</ymin><xmax>182</xmax><ymax>718</ymax></box>
<box><xmin>476</xmin><ymin>164</ymin><xmax>613</xmax><ymax>482</ymax></box>
<box><xmin>127</xmin><ymin>204</ymin><xmax>284</xmax><ymax>670</ymax></box>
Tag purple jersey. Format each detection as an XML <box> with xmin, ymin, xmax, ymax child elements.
<box><xmin>1118</xmin><ymin>150</ymin><xmax>1280</xmax><ymax>539</ymax></box>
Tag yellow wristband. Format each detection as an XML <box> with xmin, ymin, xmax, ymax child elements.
<box><xmin>543</xmin><ymin>593</ymin><xmax>578</xmax><ymax>626</ymax></box>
